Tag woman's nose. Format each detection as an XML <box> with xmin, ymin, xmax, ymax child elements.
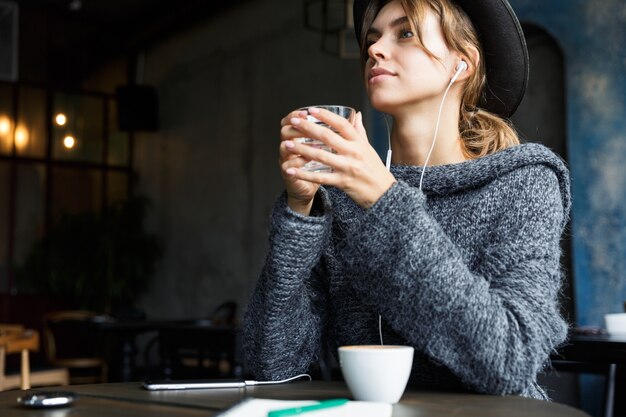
<box><xmin>368</xmin><ymin>40</ymin><xmax>389</xmax><ymax>61</ymax></box>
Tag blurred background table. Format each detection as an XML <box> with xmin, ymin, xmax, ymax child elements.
<box><xmin>550</xmin><ymin>332</ymin><xmax>626</xmax><ymax>417</ymax></box>
<box><xmin>97</xmin><ymin>319</ymin><xmax>242</xmax><ymax>383</ymax></box>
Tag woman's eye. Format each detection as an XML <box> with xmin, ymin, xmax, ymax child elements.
<box><xmin>399</xmin><ymin>29</ymin><xmax>414</xmax><ymax>39</ymax></box>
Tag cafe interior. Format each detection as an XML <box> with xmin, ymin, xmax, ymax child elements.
<box><xmin>0</xmin><ymin>0</ymin><xmax>625</xmax><ymax>416</ymax></box>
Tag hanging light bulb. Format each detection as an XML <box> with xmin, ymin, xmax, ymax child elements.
<box><xmin>55</xmin><ymin>113</ymin><xmax>67</xmax><ymax>126</ymax></box>
<box><xmin>63</xmin><ymin>135</ymin><xmax>76</xmax><ymax>149</ymax></box>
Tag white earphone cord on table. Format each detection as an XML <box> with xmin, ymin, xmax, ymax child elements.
<box><xmin>244</xmin><ymin>374</ymin><xmax>311</xmax><ymax>386</ymax></box>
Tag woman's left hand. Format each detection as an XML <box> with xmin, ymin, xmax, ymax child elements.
<box><xmin>284</xmin><ymin>106</ymin><xmax>396</xmax><ymax>209</ymax></box>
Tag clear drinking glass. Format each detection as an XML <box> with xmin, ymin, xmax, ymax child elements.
<box><xmin>296</xmin><ymin>105</ymin><xmax>356</xmax><ymax>172</ymax></box>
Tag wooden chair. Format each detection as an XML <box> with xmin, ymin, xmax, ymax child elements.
<box><xmin>0</xmin><ymin>325</ymin><xmax>69</xmax><ymax>391</ymax></box>
<box><xmin>42</xmin><ymin>311</ymin><xmax>108</xmax><ymax>384</ymax></box>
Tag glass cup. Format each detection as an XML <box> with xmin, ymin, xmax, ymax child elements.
<box><xmin>295</xmin><ymin>105</ymin><xmax>356</xmax><ymax>172</ymax></box>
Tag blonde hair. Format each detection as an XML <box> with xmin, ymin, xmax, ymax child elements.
<box><xmin>359</xmin><ymin>0</ymin><xmax>520</xmax><ymax>159</ymax></box>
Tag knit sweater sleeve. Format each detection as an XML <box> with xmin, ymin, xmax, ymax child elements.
<box><xmin>243</xmin><ymin>191</ymin><xmax>331</xmax><ymax>380</ymax></box>
<box><xmin>339</xmin><ymin>164</ymin><xmax>568</xmax><ymax>396</ymax></box>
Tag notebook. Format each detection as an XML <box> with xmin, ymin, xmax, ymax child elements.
<box><xmin>216</xmin><ymin>398</ymin><xmax>392</xmax><ymax>417</ymax></box>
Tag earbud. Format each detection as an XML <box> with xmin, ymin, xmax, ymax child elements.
<box><xmin>450</xmin><ymin>60</ymin><xmax>468</xmax><ymax>84</ymax></box>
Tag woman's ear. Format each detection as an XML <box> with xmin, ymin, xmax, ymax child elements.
<box><xmin>457</xmin><ymin>46</ymin><xmax>480</xmax><ymax>82</ymax></box>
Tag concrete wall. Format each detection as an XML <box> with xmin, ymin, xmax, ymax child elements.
<box><xmin>134</xmin><ymin>0</ymin><xmax>363</xmax><ymax>319</ymax></box>
<box><xmin>510</xmin><ymin>0</ymin><xmax>626</xmax><ymax>326</ymax></box>
<box><xmin>132</xmin><ymin>0</ymin><xmax>626</xmax><ymax>327</ymax></box>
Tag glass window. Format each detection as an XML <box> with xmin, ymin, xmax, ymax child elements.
<box><xmin>17</xmin><ymin>86</ymin><xmax>47</xmax><ymax>158</ymax></box>
<box><xmin>0</xmin><ymin>162</ymin><xmax>10</xmax><ymax>292</ymax></box>
<box><xmin>53</xmin><ymin>92</ymin><xmax>104</xmax><ymax>163</ymax></box>
<box><xmin>14</xmin><ymin>163</ymin><xmax>46</xmax><ymax>264</ymax></box>
<box><xmin>51</xmin><ymin>167</ymin><xmax>103</xmax><ymax>222</ymax></box>
<box><xmin>1</xmin><ymin>83</ymin><xmax>131</xmax><ymax>297</ymax></box>
<box><xmin>107</xmin><ymin>171</ymin><xmax>129</xmax><ymax>206</ymax></box>
<box><xmin>107</xmin><ymin>99</ymin><xmax>129</xmax><ymax>166</ymax></box>
<box><xmin>0</xmin><ymin>83</ymin><xmax>13</xmax><ymax>155</ymax></box>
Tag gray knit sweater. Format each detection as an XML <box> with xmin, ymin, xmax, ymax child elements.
<box><xmin>244</xmin><ymin>143</ymin><xmax>570</xmax><ymax>399</ymax></box>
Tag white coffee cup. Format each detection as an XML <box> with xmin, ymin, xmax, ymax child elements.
<box><xmin>338</xmin><ymin>345</ymin><xmax>414</xmax><ymax>403</ymax></box>
<box><xmin>604</xmin><ymin>312</ymin><xmax>626</xmax><ymax>335</ymax></box>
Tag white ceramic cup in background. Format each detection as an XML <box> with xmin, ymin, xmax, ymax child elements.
<box><xmin>338</xmin><ymin>345</ymin><xmax>414</xmax><ymax>403</ymax></box>
<box><xmin>604</xmin><ymin>312</ymin><xmax>626</xmax><ymax>335</ymax></box>
<box><xmin>295</xmin><ymin>105</ymin><xmax>356</xmax><ymax>173</ymax></box>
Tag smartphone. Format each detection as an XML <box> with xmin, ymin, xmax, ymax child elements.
<box><xmin>142</xmin><ymin>379</ymin><xmax>246</xmax><ymax>390</ymax></box>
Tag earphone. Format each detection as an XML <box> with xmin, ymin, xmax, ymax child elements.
<box><xmin>384</xmin><ymin>60</ymin><xmax>468</xmax><ymax>172</ymax></box>
<box><xmin>450</xmin><ymin>60</ymin><xmax>468</xmax><ymax>84</ymax></box>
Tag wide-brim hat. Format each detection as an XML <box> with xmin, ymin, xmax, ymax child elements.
<box><xmin>353</xmin><ymin>0</ymin><xmax>529</xmax><ymax>118</ymax></box>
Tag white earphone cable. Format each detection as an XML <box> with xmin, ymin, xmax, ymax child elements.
<box><xmin>378</xmin><ymin>68</ymin><xmax>460</xmax><ymax>345</ymax></box>
<box><xmin>418</xmin><ymin>77</ymin><xmax>455</xmax><ymax>191</ymax></box>
<box><xmin>380</xmin><ymin>113</ymin><xmax>394</xmax><ymax>345</ymax></box>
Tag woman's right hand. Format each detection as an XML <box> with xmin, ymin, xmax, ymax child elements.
<box><xmin>279</xmin><ymin>109</ymin><xmax>320</xmax><ymax>215</ymax></box>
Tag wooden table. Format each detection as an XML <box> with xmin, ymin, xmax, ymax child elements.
<box><xmin>0</xmin><ymin>380</ymin><xmax>590</xmax><ymax>416</ymax></box>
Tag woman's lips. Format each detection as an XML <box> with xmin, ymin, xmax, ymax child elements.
<box><xmin>368</xmin><ymin>67</ymin><xmax>396</xmax><ymax>84</ymax></box>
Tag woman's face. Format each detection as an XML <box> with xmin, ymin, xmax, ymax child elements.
<box><xmin>364</xmin><ymin>0</ymin><xmax>457</xmax><ymax>114</ymax></box>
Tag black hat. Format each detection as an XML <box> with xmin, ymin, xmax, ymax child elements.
<box><xmin>353</xmin><ymin>0</ymin><xmax>529</xmax><ymax>118</ymax></box>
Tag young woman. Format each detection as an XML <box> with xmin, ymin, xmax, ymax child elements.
<box><xmin>244</xmin><ymin>0</ymin><xmax>570</xmax><ymax>399</ymax></box>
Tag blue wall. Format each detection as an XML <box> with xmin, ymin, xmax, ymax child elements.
<box><xmin>367</xmin><ymin>0</ymin><xmax>626</xmax><ymax>327</ymax></box>
<box><xmin>510</xmin><ymin>0</ymin><xmax>626</xmax><ymax>327</ymax></box>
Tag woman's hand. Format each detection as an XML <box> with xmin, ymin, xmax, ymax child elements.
<box><xmin>282</xmin><ymin>107</ymin><xmax>396</xmax><ymax>209</ymax></box>
<box><xmin>279</xmin><ymin>109</ymin><xmax>321</xmax><ymax>215</ymax></box>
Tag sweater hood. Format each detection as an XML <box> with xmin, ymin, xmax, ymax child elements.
<box><xmin>390</xmin><ymin>143</ymin><xmax>571</xmax><ymax>217</ymax></box>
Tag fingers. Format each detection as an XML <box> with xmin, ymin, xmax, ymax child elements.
<box><xmin>308</xmin><ymin>107</ymin><xmax>357</xmax><ymax>141</ymax></box>
<box><xmin>280</xmin><ymin>109</ymin><xmax>311</xmax><ymax>142</ymax></box>
<box><xmin>279</xmin><ymin>139</ymin><xmax>305</xmax><ymax>163</ymax></box>
<box><xmin>280</xmin><ymin>154</ymin><xmax>308</xmax><ymax>175</ymax></box>
<box><xmin>281</xmin><ymin>124</ymin><xmax>305</xmax><ymax>142</ymax></box>
<box><xmin>278</xmin><ymin>106</ymin><xmax>368</xmax><ymax>187</ymax></box>
<box><xmin>281</xmin><ymin>138</ymin><xmax>341</xmax><ymax>170</ymax></box>
<box><xmin>354</xmin><ymin>111</ymin><xmax>367</xmax><ymax>140</ymax></box>
<box><xmin>288</xmin><ymin>116</ymin><xmax>352</xmax><ymax>155</ymax></box>
<box><xmin>280</xmin><ymin>109</ymin><xmax>308</xmax><ymax>127</ymax></box>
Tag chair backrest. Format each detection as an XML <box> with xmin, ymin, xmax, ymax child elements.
<box><xmin>548</xmin><ymin>359</ymin><xmax>616</xmax><ymax>417</ymax></box>
<box><xmin>42</xmin><ymin>310</ymin><xmax>107</xmax><ymax>383</ymax></box>
<box><xmin>208</xmin><ymin>301</ymin><xmax>238</xmax><ymax>326</ymax></box>
<box><xmin>43</xmin><ymin>311</ymin><xmax>100</xmax><ymax>361</ymax></box>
